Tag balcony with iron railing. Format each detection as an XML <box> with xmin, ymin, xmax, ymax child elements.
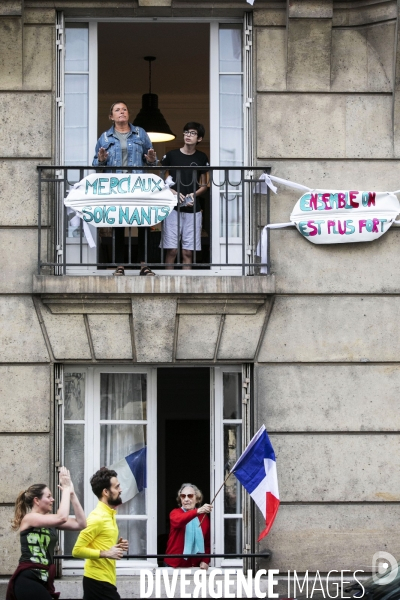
<box><xmin>36</xmin><ymin>165</ymin><xmax>273</xmax><ymax>276</ymax></box>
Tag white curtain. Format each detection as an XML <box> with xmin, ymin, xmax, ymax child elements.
<box><xmin>100</xmin><ymin>373</ymin><xmax>147</xmax><ymax>518</ymax></box>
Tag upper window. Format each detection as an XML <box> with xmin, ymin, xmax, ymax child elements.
<box><xmin>59</xmin><ymin>19</ymin><xmax>252</xmax><ymax>275</ymax></box>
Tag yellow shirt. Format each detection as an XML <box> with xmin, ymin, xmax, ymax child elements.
<box><xmin>72</xmin><ymin>501</ymin><xmax>119</xmax><ymax>586</ymax></box>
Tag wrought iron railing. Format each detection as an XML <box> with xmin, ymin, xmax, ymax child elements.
<box><xmin>54</xmin><ymin>552</ymin><xmax>271</xmax><ymax>560</ymax></box>
<box><xmin>54</xmin><ymin>551</ymin><xmax>272</xmax><ymax>576</ymax></box>
<box><xmin>37</xmin><ymin>165</ymin><xmax>271</xmax><ymax>276</ymax></box>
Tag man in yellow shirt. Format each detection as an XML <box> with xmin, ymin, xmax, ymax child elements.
<box><xmin>72</xmin><ymin>468</ymin><xmax>128</xmax><ymax>600</ymax></box>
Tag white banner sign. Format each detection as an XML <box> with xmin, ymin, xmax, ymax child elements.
<box><xmin>64</xmin><ymin>173</ymin><xmax>177</xmax><ymax>228</ymax></box>
<box><xmin>291</xmin><ymin>190</ymin><xmax>400</xmax><ymax>244</ymax></box>
<box><xmin>256</xmin><ymin>175</ymin><xmax>400</xmax><ymax>273</ymax></box>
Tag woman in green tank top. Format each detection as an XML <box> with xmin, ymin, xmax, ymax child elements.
<box><xmin>7</xmin><ymin>467</ymin><xmax>86</xmax><ymax>600</ymax></box>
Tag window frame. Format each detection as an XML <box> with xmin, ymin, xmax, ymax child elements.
<box><xmin>213</xmin><ymin>365</ymin><xmax>245</xmax><ymax>568</ymax></box>
<box><xmin>61</xmin><ymin>365</ymin><xmax>157</xmax><ymax>575</ymax></box>
<box><xmin>59</xmin><ymin>363</ymin><xmax>251</xmax><ymax>572</ymax></box>
<box><xmin>60</xmin><ymin>16</ymin><xmax>249</xmax><ymax>276</ymax></box>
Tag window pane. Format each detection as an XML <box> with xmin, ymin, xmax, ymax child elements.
<box><xmin>224</xmin><ymin>424</ymin><xmax>242</xmax><ymax>513</ymax></box>
<box><xmin>219</xmin><ymin>75</ymin><xmax>243</xmax><ymax>167</ymax></box>
<box><xmin>223</xmin><ymin>372</ymin><xmax>242</xmax><ymax>419</ymax></box>
<box><xmin>219</xmin><ymin>26</ymin><xmax>242</xmax><ymax>72</ymax></box>
<box><xmin>65</xmin><ymin>25</ymin><xmax>88</xmax><ymax>72</ymax></box>
<box><xmin>224</xmin><ymin>518</ymin><xmax>242</xmax><ymax>555</ymax></box>
<box><xmin>100</xmin><ymin>374</ymin><xmax>147</xmax><ymax>420</ymax></box>
<box><xmin>100</xmin><ymin>424</ymin><xmax>146</xmax><ymax>463</ymax></box>
<box><xmin>65</xmin><ymin>75</ymin><xmax>88</xmax><ymax>127</ymax></box>
<box><xmin>64</xmin><ymin>372</ymin><xmax>85</xmax><ymax>420</ymax></box>
<box><xmin>65</xmin><ymin>74</ymin><xmax>88</xmax><ymax>165</ymax></box>
<box><xmin>118</xmin><ymin>489</ymin><xmax>146</xmax><ymax>516</ymax></box>
<box><xmin>100</xmin><ymin>424</ymin><xmax>147</xmax><ymax>515</ymax></box>
<box><xmin>117</xmin><ymin>519</ymin><xmax>147</xmax><ymax>555</ymax></box>
<box><xmin>64</xmin><ymin>424</ymin><xmax>85</xmax><ymax>512</ymax></box>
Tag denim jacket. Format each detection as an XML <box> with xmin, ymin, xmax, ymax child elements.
<box><xmin>92</xmin><ymin>123</ymin><xmax>155</xmax><ymax>172</ymax></box>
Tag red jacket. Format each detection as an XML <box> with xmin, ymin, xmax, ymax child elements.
<box><xmin>165</xmin><ymin>508</ymin><xmax>210</xmax><ymax>568</ymax></box>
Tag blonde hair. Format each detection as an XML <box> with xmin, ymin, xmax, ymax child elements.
<box><xmin>176</xmin><ymin>483</ymin><xmax>203</xmax><ymax>508</ymax></box>
<box><xmin>12</xmin><ymin>484</ymin><xmax>47</xmax><ymax>531</ymax></box>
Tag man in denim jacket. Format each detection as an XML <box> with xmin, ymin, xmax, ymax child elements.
<box><xmin>93</xmin><ymin>101</ymin><xmax>157</xmax><ymax>276</ymax></box>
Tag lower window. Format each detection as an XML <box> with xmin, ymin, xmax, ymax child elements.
<box><xmin>59</xmin><ymin>365</ymin><xmax>248</xmax><ymax>572</ymax></box>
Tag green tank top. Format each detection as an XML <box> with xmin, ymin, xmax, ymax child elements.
<box><xmin>19</xmin><ymin>526</ymin><xmax>58</xmax><ymax>582</ymax></box>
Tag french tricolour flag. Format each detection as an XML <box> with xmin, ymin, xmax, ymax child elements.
<box><xmin>109</xmin><ymin>447</ymin><xmax>147</xmax><ymax>504</ymax></box>
<box><xmin>231</xmin><ymin>425</ymin><xmax>279</xmax><ymax>541</ymax></box>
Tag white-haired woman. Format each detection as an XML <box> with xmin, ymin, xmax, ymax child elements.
<box><xmin>164</xmin><ymin>483</ymin><xmax>212</xmax><ymax>569</ymax></box>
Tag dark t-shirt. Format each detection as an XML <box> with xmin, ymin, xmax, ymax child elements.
<box><xmin>19</xmin><ymin>526</ymin><xmax>58</xmax><ymax>582</ymax></box>
<box><xmin>162</xmin><ymin>148</ymin><xmax>209</xmax><ymax>213</ymax></box>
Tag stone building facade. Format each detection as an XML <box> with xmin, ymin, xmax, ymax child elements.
<box><xmin>1</xmin><ymin>0</ymin><xmax>400</xmax><ymax>597</ymax></box>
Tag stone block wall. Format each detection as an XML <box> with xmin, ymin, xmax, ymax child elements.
<box><xmin>0</xmin><ymin>1</ymin><xmax>55</xmax><ymax>575</ymax></box>
<box><xmin>254</xmin><ymin>0</ymin><xmax>400</xmax><ymax>572</ymax></box>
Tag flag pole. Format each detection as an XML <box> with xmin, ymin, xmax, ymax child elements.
<box><xmin>198</xmin><ymin>470</ymin><xmax>233</xmax><ymax>526</ymax></box>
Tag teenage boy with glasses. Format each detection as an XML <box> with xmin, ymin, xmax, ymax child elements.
<box><xmin>161</xmin><ymin>122</ymin><xmax>209</xmax><ymax>269</ymax></box>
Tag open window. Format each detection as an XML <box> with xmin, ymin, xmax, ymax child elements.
<box><xmin>57</xmin><ymin>365</ymin><xmax>251</xmax><ymax>573</ymax></box>
<box><xmin>59</xmin><ymin>17</ymin><xmax>252</xmax><ymax>275</ymax></box>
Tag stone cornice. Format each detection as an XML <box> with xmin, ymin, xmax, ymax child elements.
<box><xmin>33</xmin><ymin>274</ymin><xmax>276</xmax><ymax>296</ymax></box>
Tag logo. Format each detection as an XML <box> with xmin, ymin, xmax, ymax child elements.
<box><xmin>371</xmin><ymin>551</ymin><xmax>398</xmax><ymax>585</ymax></box>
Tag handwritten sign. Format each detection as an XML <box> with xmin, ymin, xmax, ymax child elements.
<box><xmin>64</xmin><ymin>173</ymin><xmax>177</xmax><ymax>227</ymax></box>
<box><xmin>290</xmin><ymin>190</ymin><xmax>400</xmax><ymax>244</ymax></box>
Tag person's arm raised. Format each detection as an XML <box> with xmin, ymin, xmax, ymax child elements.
<box><xmin>143</xmin><ymin>131</ymin><xmax>157</xmax><ymax>165</ymax></box>
<box><xmin>92</xmin><ymin>137</ymin><xmax>107</xmax><ymax>167</ymax></box>
<box><xmin>144</xmin><ymin>147</ymin><xmax>157</xmax><ymax>164</ymax></box>
<box><xmin>59</xmin><ymin>485</ymin><xmax>86</xmax><ymax>531</ymax></box>
<box><xmin>21</xmin><ymin>467</ymin><xmax>72</xmax><ymax>530</ymax></box>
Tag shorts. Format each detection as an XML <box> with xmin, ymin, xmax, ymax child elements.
<box><xmin>83</xmin><ymin>576</ymin><xmax>121</xmax><ymax>600</ymax></box>
<box><xmin>161</xmin><ymin>209</ymin><xmax>202</xmax><ymax>251</ymax></box>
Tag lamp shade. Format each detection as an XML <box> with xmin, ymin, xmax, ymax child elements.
<box><xmin>133</xmin><ymin>93</ymin><xmax>175</xmax><ymax>143</ymax></box>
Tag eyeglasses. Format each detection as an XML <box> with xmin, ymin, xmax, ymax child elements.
<box><xmin>180</xmin><ymin>493</ymin><xmax>195</xmax><ymax>499</ymax></box>
<box><xmin>183</xmin><ymin>131</ymin><xmax>198</xmax><ymax>137</ymax></box>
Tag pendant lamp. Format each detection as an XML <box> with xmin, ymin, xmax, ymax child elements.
<box><xmin>133</xmin><ymin>56</ymin><xmax>176</xmax><ymax>143</ymax></box>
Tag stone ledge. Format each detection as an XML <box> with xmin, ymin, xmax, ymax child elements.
<box><xmin>32</xmin><ymin>275</ymin><xmax>275</xmax><ymax>296</ymax></box>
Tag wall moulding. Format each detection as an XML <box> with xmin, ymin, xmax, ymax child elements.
<box><xmin>332</xmin><ymin>0</ymin><xmax>396</xmax><ymax>27</ymax></box>
<box><xmin>41</xmin><ymin>296</ymin><xmax>132</xmax><ymax>314</ymax></box>
<box><xmin>32</xmin><ymin>274</ymin><xmax>276</xmax><ymax>295</ymax></box>
<box><xmin>23</xmin><ymin>0</ymin><xmax>279</xmax><ymax>16</ymax></box>
<box><xmin>0</xmin><ymin>1</ymin><xmax>22</xmax><ymax>16</ymax></box>
<box><xmin>39</xmin><ymin>294</ymin><xmax>272</xmax><ymax>315</ymax></box>
<box><xmin>289</xmin><ymin>0</ymin><xmax>333</xmax><ymax>19</ymax></box>
<box><xmin>253</xmin><ymin>8</ymin><xmax>286</xmax><ymax>27</ymax></box>
<box><xmin>34</xmin><ymin>294</ymin><xmax>274</xmax><ymax>362</ymax></box>
<box><xmin>177</xmin><ymin>297</ymin><xmax>267</xmax><ymax>314</ymax></box>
